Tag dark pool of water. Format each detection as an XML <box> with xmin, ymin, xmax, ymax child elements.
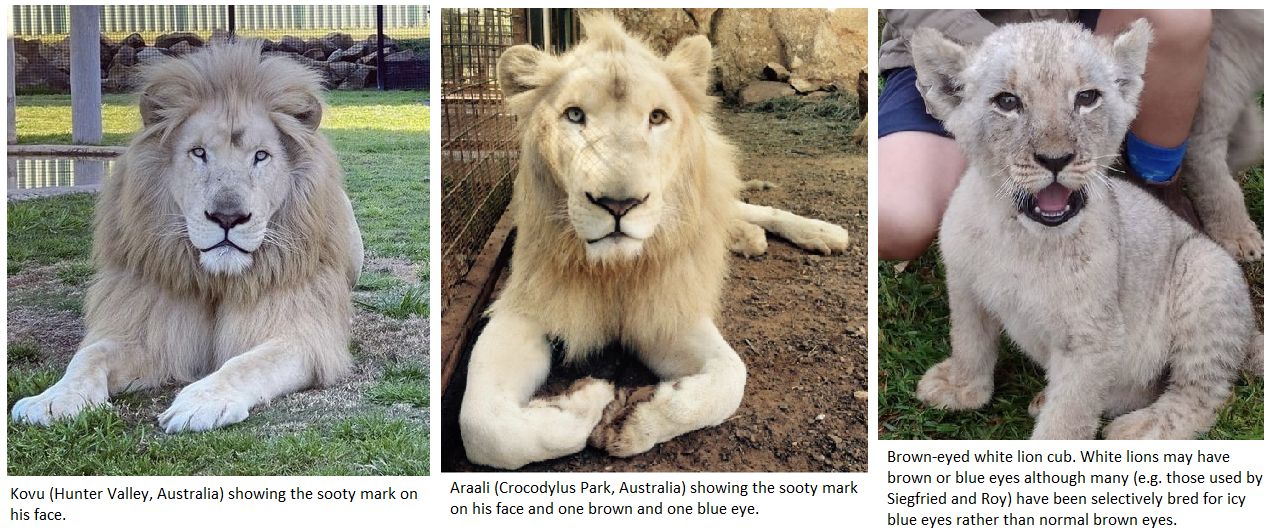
<box><xmin>7</xmin><ymin>156</ymin><xmax>115</xmax><ymax>197</ymax></box>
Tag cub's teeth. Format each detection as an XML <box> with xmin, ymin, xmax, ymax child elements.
<box><xmin>1033</xmin><ymin>206</ymin><xmax>1042</xmax><ymax>214</ymax></box>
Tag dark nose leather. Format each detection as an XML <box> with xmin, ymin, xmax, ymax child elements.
<box><xmin>587</xmin><ymin>193</ymin><xmax>646</xmax><ymax>218</ymax></box>
<box><xmin>1034</xmin><ymin>153</ymin><xmax>1075</xmax><ymax>175</ymax></box>
<box><xmin>205</xmin><ymin>210</ymin><xmax>251</xmax><ymax>230</ymax></box>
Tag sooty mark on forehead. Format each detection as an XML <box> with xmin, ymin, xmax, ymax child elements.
<box><xmin>231</xmin><ymin>128</ymin><xmax>244</xmax><ymax>147</ymax></box>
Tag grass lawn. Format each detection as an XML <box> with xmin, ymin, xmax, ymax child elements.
<box><xmin>7</xmin><ymin>90</ymin><xmax>430</xmax><ymax>475</ymax></box>
<box><xmin>879</xmin><ymin>166</ymin><xmax>1265</xmax><ymax>440</ymax></box>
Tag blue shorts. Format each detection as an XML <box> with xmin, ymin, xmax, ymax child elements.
<box><xmin>879</xmin><ymin>10</ymin><xmax>1101</xmax><ymax>140</ymax></box>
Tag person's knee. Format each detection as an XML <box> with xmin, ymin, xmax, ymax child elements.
<box><xmin>1139</xmin><ymin>10</ymin><xmax>1213</xmax><ymax>55</ymax></box>
<box><xmin>880</xmin><ymin>206</ymin><xmax>940</xmax><ymax>261</ymax></box>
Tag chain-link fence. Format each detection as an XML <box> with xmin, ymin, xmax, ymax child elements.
<box><xmin>10</xmin><ymin>5</ymin><xmax>429</xmax><ymax>94</ymax></box>
<box><xmin>440</xmin><ymin>8</ymin><xmax>524</xmax><ymax>301</ymax></box>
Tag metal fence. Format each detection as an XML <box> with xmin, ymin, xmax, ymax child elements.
<box><xmin>10</xmin><ymin>4</ymin><xmax>429</xmax><ymax>93</ymax></box>
<box><xmin>440</xmin><ymin>8</ymin><xmax>524</xmax><ymax>300</ymax></box>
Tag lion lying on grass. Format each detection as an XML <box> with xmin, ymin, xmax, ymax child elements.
<box><xmin>459</xmin><ymin>15</ymin><xmax>850</xmax><ymax>469</ymax></box>
<box><xmin>12</xmin><ymin>42</ymin><xmax>363</xmax><ymax>433</ymax></box>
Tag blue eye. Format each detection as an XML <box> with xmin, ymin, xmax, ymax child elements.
<box><xmin>190</xmin><ymin>147</ymin><xmax>206</xmax><ymax>160</ymax></box>
<box><xmin>254</xmin><ymin>150</ymin><xmax>270</xmax><ymax>163</ymax></box>
<box><xmin>564</xmin><ymin>107</ymin><xmax>586</xmax><ymax>124</ymax></box>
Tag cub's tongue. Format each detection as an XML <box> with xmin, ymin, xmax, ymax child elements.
<box><xmin>1034</xmin><ymin>183</ymin><xmax>1072</xmax><ymax>213</ymax></box>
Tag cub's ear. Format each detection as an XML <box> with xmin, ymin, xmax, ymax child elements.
<box><xmin>1109</xmin><ymin>18</ymin><xmax>1153</xmax><ymax>102</ymax></box>
<box><xmin>498</xmin><ymin>44</ymin><xmax>552</xmax><ymax>99</ymax></box>
<box><xmin>910</xmin><ymin>27</ymin><xmax>969</xmax><ymax>122</ymax></box>
<box><xmin>666</xmin><ymin>34</ymin><xmax>713</xmax><ymax>94</ymax></box>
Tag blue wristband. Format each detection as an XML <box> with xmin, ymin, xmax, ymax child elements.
<box><xmin>1125</xmin><ymin>132</ymin><xmax>1187</xmax><ymax>184</ymax></box>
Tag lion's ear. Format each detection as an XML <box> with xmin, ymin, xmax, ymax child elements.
<box><xmin>140</xmin><ymin>92</ymin><xmax>164</xmax><ymax>127</ymax></box>
<box><xmin>290</xmin><ymin>93</ymin><xmax>324</xmax><ymax>131</ymax></box>
<box><xmin>497</xmin><ymin>44</ymin><xmax>551</xmax><ymax>99</ymax></box>
<box><xmin>666</xmin><ymin>34</ymin><xmax>713</xmax><ymax>93</ymax></box>
<box><xmin>910</xmin><ymin>27</ymin><xmax>969</xmax><ymax>122</ymax></box>
<box><xmin>1109</xmin><ymin>18</ymin><xmax>1153</xmax><ymax>102</ymax></box>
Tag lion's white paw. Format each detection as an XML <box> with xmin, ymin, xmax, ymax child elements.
<box><xmin>11</xmin><ymin>381</ymin><xmax>109</xmax><ymax>426</ymax></box>
<box><xmin>1103</xmin><ymin>409</ymin><xmax>1174</xmax><ymax>440</ymax></box>
<box><xmin>589</xmin><ymin>385</ymin><xmax>660</xmax><ymax>457</ymax></box>
<box><xmin>159</xmin><ymin>380</ymin><xmax>251</xmax><ymax>433</ymax></box>
<box><xmin>1208</xmin><ymin>219</ymin><xmax>1263</xmax><ymax>262</ymax></box>
<box><xmin>916</xmin><ymin>359</ymin><xmax>992</xmax><ymax>410</ymax></box>
<box><xmin>787</xmin><ymin>218</ymin><xmax>849</xmax><ymax>255</ymax></box>
<box><xmin>728</xmin><ymin>221</ymin><xmax>768</xmax><ymax>257</ymax></box>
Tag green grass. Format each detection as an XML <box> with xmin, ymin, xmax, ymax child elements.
<box><xmin>8</xmin><ymin>90</ymin><xmax>430</xmax><ymax>475</ymax></box>
<box><xmin>879</xmin><ymin>167</ymin><xmax>1265</xmax><ymax>440</ymax></box>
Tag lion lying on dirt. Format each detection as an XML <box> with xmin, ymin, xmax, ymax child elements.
<box><xmin>12</xmin><ymin>42</ymin><xmax>363</xmax><ymax>433</ymax></box>
<box><xmin>459</xmin><ymin>15</ymin><xmax>850</xmax><ymax>469</ymax></box>
<box><xmin>911</xmin><ymin>19</ymin><xmax>1259</xmax><ymax>439</ymax></box>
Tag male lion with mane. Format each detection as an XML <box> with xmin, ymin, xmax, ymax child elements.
<box><xmin>12</xmin><ymin>42</ymin><xmax>363</xmax><ymax>433</ymax></box>
<box><xmin>459</xmin><ymin>15</ymin><xmax>850</xmax><ymax>469</ymax></box>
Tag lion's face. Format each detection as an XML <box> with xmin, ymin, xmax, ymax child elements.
<box><xmin>912</xmin><ymin>20</ymin><xmax>1151</xmax><ymax>227</ymax></box>
<box><xmin>498</xmin><ymin>16</ymin><xmax>715</xmax><ymax>263</ymax></box>
<box><xmin>167</xmin><ymin>107</ymin><xmax>293</xmax><ymax>275</ymax></box>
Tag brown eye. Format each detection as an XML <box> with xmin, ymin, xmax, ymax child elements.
<box><xmin>992</xmin><ymin>92</ymin><xmax>1021</xmax><ymax>112</ymax></box>
<box><xmin>564</xmin><ymin>107</ymin><xmax>586</xmax><ymax>124</ymax></box>
<box><xmin>649</xmin><ymin>109</ymin><xmax>669</xmax><ymax>125</ymax></box>
<box><xmin>1075</xmin><ymin>89</ymin><xmax>1101</xmax><ymax>108</ymax></box>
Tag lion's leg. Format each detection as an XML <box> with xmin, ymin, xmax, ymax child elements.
<box><xmin>1105</xmin><ymin>238</ymin><xmax>1249</xmax><ymax>439</ymax></box>
<box><xmin>159</xmin><ymin>338</ymin><xmax>314</xmax><ymax>433</ymax></box>
<box><xmin>589</xmin><ymin>316</ymin><xmax>745</xmax><ymax>457</ymax></box>
<box><xmin>460</xmin><ymin>311</ymin><xmax>615</xmax><ymax>470</ymax></box>
<box><xmin>727</xmin><ymin>218</ymin><xmax>767</xmax><ymax>256</ymax></box>
<box><xmin>1184</xmin><ymin>92</ymin><xmax>1262</xmax><ymax>261</ymax></box>
<box><xmin>917</xmin><ymin>280</ymin><xmax>998</xmax><ymax>410</ymax></box>
<box><xmin>11</xmin><ymin>339</ymin><xmax>145</xmax><ymax>425</ymax></box>
<box><xmin>736</xmin><ymin>201</ymin><xmax>848</xmax><ymax>254</ymax></box>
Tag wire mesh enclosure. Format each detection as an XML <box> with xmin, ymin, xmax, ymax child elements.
<box><xmin>440</xmin><ymin>8</ymin><xmax>526</xmax><ymax>301</ymax></box>
<box><xmin>9</xmin><ymin>4</ymin><xmax>429</xmax><ymax>94</ymax></box>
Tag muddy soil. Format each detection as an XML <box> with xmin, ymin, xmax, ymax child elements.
<box><xmin>443</xmin><ymin>105</ymin><xmax>868</xmax><ymax>472</ymax></box>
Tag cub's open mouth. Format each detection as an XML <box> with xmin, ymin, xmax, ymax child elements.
<box><xmin>200</xmin><ymin>239</ymin><xmax>251</xmax><ymax>253</ymax></box>
<box><xmin>586</xmin><ymin>231</ymin><xmax>630</xmax><ymax>244</ymax></box>
<box><xmin>1018</xmin><ymin>183</ymin><xmax>1086</xmax><ymax>227</ymax></box>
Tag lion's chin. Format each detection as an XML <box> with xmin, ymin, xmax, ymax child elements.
<box><xmin>199</xmin><ymin>247</ymin><xmax>254</xmax><ymax>275</ymax></box>
<box><xmin>584</xmin><ymin>236</ymin><xmax>644</xmax><ymax>265</ymax></box>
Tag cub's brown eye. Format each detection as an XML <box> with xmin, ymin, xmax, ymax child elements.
<box><xmin>1075</xmin><ymin>89</ymin><xmax>1101</xmax><ymax>108</ymax></box>
<box><xmin>992</xmin><ymin>92</ymin><xmax>1021</xmax><ymax>112</ymax></box>
<box><xmin>649</xmin><ymin>109</ymin><xmax>669</xmax><ymax>125</ymax></box>
<box><xmin>564</xmin><ymin>106</ymin><xmax>586</xmax><ymax>124</ymax></box>
<box><xmin>190</xmin><ymin>147</ymin><xmax>207</xmax><ymax>160</ymax></box>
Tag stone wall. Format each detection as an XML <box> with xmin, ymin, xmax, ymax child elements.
<box><xmin>12</xmin><ymin>31</ymin><xmax>426</xmax><ymax>93</ymax></box>
<box><xmin>593</xmin><ymin>8</ymin><xmax>868</xmax><ymax>105</ymax></box>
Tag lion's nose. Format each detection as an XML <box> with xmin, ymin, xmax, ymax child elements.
<box><xmin>1034</xmin><ymin>153</ymin><xmax>1075</xmax><ymax>176</ymax></box>
<box><xmin>205</xmin><ymin>210</ymin><xmax>252</xmax><ymax>230</ymax></box>
<box><xmin>586</xmin><ymin>193</ymin><xmax>648</xmax><ymax>218</ymax></box>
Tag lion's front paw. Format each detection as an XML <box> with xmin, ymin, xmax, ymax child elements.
<box><xmin>916</xmin><ymin>359</ymin><xmax>993</xmax><ymax>410</ymax></box>
<box><xmin>788</xmin><ymin>219</ymin><xmax>850</xmax><ymax>255</ymax></box>
<box><xmin>588</xmin><ymin>385</ymin><xmax>659</xmax><ymax>457</ymax></box>
<box><xmin>728</xmin><ymin>221</ymin><xmax>768</xmax><ymax>257</ymax></box>
<box><xmin>1103</xmin><ymin>409</ymin><xmax>1173</xmax><ymax>440</ymax></box>
<box><xmin>1208</xmin><ymin>219</ymin><xmax>1263</xmax><ymax>262</ymax></box>
<box><xmin>159</xmin><ymin>380</ymin><xmax>251</xmax><ymax>433</ymax></box>
<box><xmin>11</xmin><ymin>381</ymin><xmax>109</xmax><ymax>425</ymax></box>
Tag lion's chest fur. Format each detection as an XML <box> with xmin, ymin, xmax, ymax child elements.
<box><xmin>940</xmin><ymin>172</ymin><xmax>1191</xmax><ymax>380</ymax></box>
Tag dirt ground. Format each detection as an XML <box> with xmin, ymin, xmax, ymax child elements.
<box><xmin>442</xmin><ymin>104</ymin><xmax>868</xmax><ymax>472</ymax></box>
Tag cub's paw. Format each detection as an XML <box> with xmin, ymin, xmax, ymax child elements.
<box><xmin>1028</xmin><ymin>391</ymin><xmax>1046</xmax><ymax>418</ymax></box>
<box><xmin>159</xmin><ymin>380</ymin><xmax>251</xmax><ymax>433</ymax></box>
<box><xmin>728</xmin><ymin>221</ymin><xmax>768</xmax><ymax>257</ymax></box>
<box><xmin>787</xmin><ymin>218</ymin><xmax>850</xmax><ymax>255</ymax></box>
<box><xmin>11</xmin><ymin>381</ymin><xmax>109</xmax><ymax>426</ymax></box>
<box><xmin>1104</xmin><ymin>409</ymin><xmax>1196</xmax><ymax>440</ymax></box>
<box><xmin>1209</xmin><ymin>219</ymin><xmax>1263</xmax><ymax>262</ymax></box>
<box><xmin>917</xmin><ymin>359</ymin><xmax>993</xmax><ymax>410</ymax></box>
<box><xmin>588</xmin><ymin>385</ymin><xmax>659</xmax><ymax>457</ymax></box>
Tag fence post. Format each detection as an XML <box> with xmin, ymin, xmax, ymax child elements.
<box><xmin>70</xmin><ymin>5</ymin><xmax>102</xmax><ymax>144</ymax></box>
<box><xmin>376</xmin><ymin>4</ymin><xmax>385</xmax><ymax>91</ymax></box>
<box><xmin>7</xmin><ymin>38</ymin><xmax>16</xmax><ymax>144</ymax></box>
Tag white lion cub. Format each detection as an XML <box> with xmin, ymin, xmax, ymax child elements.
<box><xmin>911</xmin><ymin>20</ymin><xmax>1258</xmax><ymax>439</ymax></box>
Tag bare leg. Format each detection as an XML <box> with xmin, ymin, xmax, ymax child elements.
<box><xmin>459</xmin><ymin>311</ymin><xmax>615</xmax><ymax>469</ymax></box>
<box><xmin>878</xmin><ymin>131</ymin><xmax>966</xmax><ymax>260</ymax></box>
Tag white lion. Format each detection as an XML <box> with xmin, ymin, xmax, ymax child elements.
<box><xmin>459</xmin><ymin>15</ymin><xmax>850</xmax><ymax>469</ymax></box>
<box><xmin>11</xmin><ymin>42</ymin><xmax>364</xmax><ymax>433</ymax></box>
<box><xmin>911</xmin><ymin>19</ymin><xmax>1258</xmax><ymax>439</ymax></box>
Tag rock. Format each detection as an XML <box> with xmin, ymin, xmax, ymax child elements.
<box><xmin>596</xmin><ymin>8</ymin><xmax>702</xmax><ymax>55</ymax></box>
<box><xmin>99</xmin><ymin>35</ymin><xmax>119</xmax><ymax>71</ymax></box>
<box><xmin>104</xmin><ymin>63</ymin><xmax>140</xmax><ymax>92</ymax></box>
<box><xmin>12</xmin><ymin>37</ymin><xmax>41</xmax><ymax>59</ymax></box>
<box><xmin>364</xmin><ymin>34</ymin><xmax>396</xmax><ymax>49</ymax></box>
<box><xmin>330</xmin><ymin>46</ymin><xmax>365</xmax><ymax>63</ymax></box>
<box><xmin>762</xmin><ymin>62</ymin><xmax>790</xmax><ymax>82</ymax></box>
<box><xmin>43</xmin><ymin>38</ymin><xmax>71</xmax><ymax>71</ymax></box>
<box><xmin>322</xmin><ymin>32</ymin><xmax>354</xmax><ymax>53</ymax></box>
<box><xmin>327</xmin><ymin>61</ymin><xmax>358</xmax><ymax>81</ymax></box>
<box><xmin>169</xmin><ymin>41</ymin><xmax>196</xmax><ymax>56</ymax></box>
<box><xmin>122</xmin><ymin>33</ymin><xmax>146</xmax><ymax>49</ymax></box>
<box><xmin>739</xmin><ymin>80</ymin><xmax>795</xmax><ymax>105</ymax></box>
<box><xmin>339</xmin><ymin>65</ymin><xmax>376</xmax><ymax>89</ymax></box>
<box><xmin>111</xmin><ymin>45</ymin><xmax>137</xmax><ymax>68</ymax></box>
<box><xmin>358</xmin><ymin>47</ymin><xmax>395</xmax><ymax>65</ymax></box>
<box><xmin>712</xmin><ymin>10</ymin><xmax>785</xmax><ymax>98</ymax></box>
<box><xmin>789</xmin><ymin>77</ymin><xmax>823</xmax><ymax>93</ymax></box>
<box><xmin>303</xmin><ymin>48</ymin><xmax>327</xmax><ymax>61</ymax></box>
<box><xmin>852</xmin><ymin>390</ymin><xmax>869</xmax><ymax>402</ymax></box>
<box><xmin>135</xmin><ymin>47</ymin><xmax>168</xmax><ymax>65</ymax></box>
<box><xmin>16</xmin><ymin>55</ymin><xmax>69</xmax><ymax>91</ymax></box>
<box><xmin>260</xmin><ymin>39</ymin><xmax>276</xmax><ymax>53</ymax></box>
<box><xmin>384</xmin><ymin>50</ymin><xmax>419</xmax><ymax>63</ymax></box>
<box><xmin>772</xmin><ymin>9</ymin><xmax>868</xmax><ymax>98</ymax></box>
<box><xmin>154</xmin><ymin>31</ymin><xmax>203</xmax><ymax>49</ymax></box>
<box><xmin>277</xmin><ymin>35</ymin><xmax>306</xmax><ymax>54</ymax></box>
<box><xmin>207</xmin><ymin>28</ymin><xmax>231</xmax><ymax>47</ymax></box>
<box><xmin>305</xmin><ymin>37</ymin><xmax>335</xmax><ymax>56</ymax></box>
